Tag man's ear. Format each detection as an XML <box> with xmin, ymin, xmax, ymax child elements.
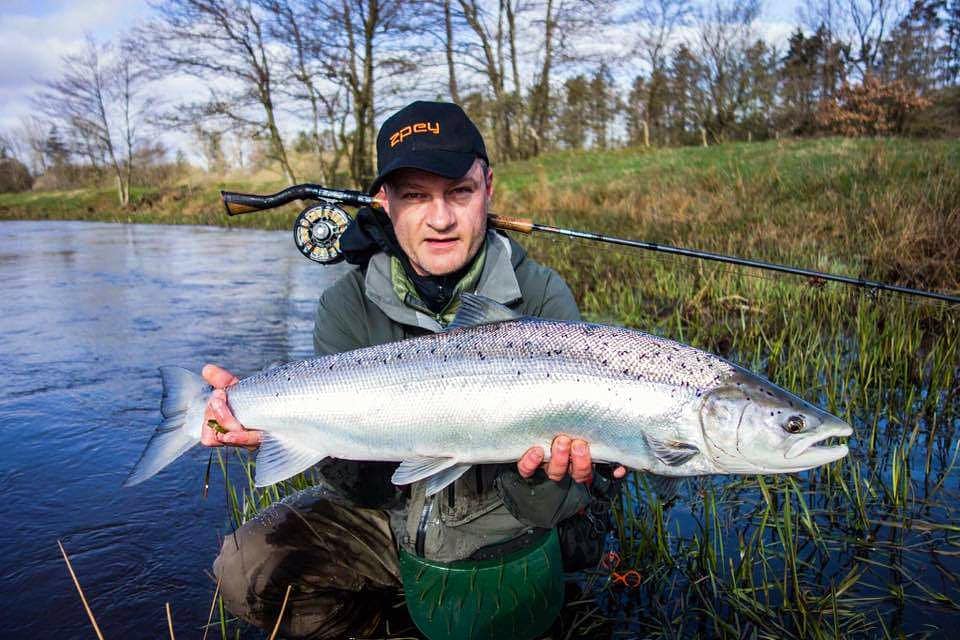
<box><xmin>484</xmin><ymin>166</ymin><xmax>494</xmax><ymax>203</ymax></box>
<box><xmin>375</xmin><ymin>185</ymin><xmax>390</xmax><ymax>216</ymax></box>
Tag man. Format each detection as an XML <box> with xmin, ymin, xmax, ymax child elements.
<box><xmin>203</xmin><ymin>101</ymin><xmax>624</xmax><ymax>638</ymax></box>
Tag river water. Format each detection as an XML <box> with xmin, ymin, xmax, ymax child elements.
<box><xmin>0</xmin><ymin>221</ymin><xmax>350</xmax><ymax>638</ymax></box>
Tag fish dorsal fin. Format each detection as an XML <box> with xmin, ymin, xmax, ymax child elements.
<box><xmin>644</xmin><ymin>434</ymin><xmax>700</xmax><ymax>467</ymax></box>
<box><xmin>447</xmin><ymin>293</ymin><xmax>523</xmax><ymax>330</ymax></box>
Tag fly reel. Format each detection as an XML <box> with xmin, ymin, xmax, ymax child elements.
<box><xmin>293</xmin><ymin>201</ymin><xmax>351</xmax><ymax>264</ymax></box>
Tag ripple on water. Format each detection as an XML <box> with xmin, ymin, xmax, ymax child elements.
<box><xmin>0</xmin><ymin>220</ymin><xmax>348</xmax><ymax>637</ymax></box>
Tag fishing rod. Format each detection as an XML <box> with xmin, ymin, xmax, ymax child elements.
<box><xmin>220</xmin><ymin>184</ymin><xmax>960</xmax><ymax>305</ymax></box>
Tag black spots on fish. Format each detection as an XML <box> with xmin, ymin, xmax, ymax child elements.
<box><xmin>553</xmin><ymin>349</ymin><xmax>562</xmax><ymax>356</ymax></box>
<box><xmin>623</xmin><ymin>369</ymin><xmax>630</xmax><ymax>375</ymax></box>
<box><xmin>397</xmin><ymin>353</ymin><xmax>403</xmax><ymax>360</ymax></box>
<box><xmin>356</xmin><ymin>358</ymin><xmax>362</xmax><ymax>365</ymax></box>
<box><xmin>517</xmin><ymin>370</ymin><xmax>522</xmax><ymax>376</ymax></box>
<box><xmin>328</xmin><ymin>363</ymin><xmax>335</xmax><ymax>371</ymax></box>
<box><xmin>602</xmin><ymin>360</ymin><xmax>609</xmax><ymax>367</ymax></box>
<box><xmin>546</xmin><ymin>372</ymin><xmax>550</xmax><ymax>378</ymax></box>
<box><xmin>274</xmin><ymin>392</ymin><xmax>279</xmax><ymax>397</ymax></box>
<box><xmin>618</xmin><ymin>350</ymin><xmax>628</xmax><ymax>357</ymax></box>
<box><xmin>695</xmin><ymin>388</ymin><xmax>702</xmax><ymax>397</ymax></box>
<box><xmin>430</xmin><ymin>347</ymin><xmax>436</xmax><ymax>354</ymax></box>
<box><xmin>506</xmin><ymin>341</ymin><xmax>513</xmax><ymax>348</ymax></box>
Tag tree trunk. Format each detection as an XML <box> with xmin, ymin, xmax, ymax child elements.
<box><xmin>444</xmin><ymin>0</ymin><xmax>461</xmax><ymax>102</ymax></box>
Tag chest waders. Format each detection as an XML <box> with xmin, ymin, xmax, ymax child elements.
<box><xmin>399</xmin><ymin>528</ymin><xmax>564</xmax><ymax>640</ymax></box>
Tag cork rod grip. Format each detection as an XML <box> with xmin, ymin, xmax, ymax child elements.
<box><xmin>487</xmin><ymin>214</ymin><xmax>534</xmax><ymax>234</ymax></box>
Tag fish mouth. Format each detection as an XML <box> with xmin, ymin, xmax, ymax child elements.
<box><xmin>784</xmin><ymin>419</ymin><xmax>853</xmax><ymax>465</ymax></box>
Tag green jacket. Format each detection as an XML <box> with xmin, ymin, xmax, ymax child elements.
<box><xmin>312</xmin><ymin>230</ymin><xmax>591</xmax><ymax>562</ymax></box>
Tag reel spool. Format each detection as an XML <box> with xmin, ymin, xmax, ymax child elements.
<box><xmin>293</xmin><ymin>201</ymin><xmax>351</xmax><ymax>264</ymax></box>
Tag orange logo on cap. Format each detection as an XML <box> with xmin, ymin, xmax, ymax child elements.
<box><xmin>390</xmin><ymin>121</ymin><xmax>440</xmax><ymax>147</ymax></box>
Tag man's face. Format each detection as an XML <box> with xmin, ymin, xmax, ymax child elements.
<box><xmin>379</xmin><ymin>159</ymin><xmax>493</xmax><ymax>277</ymax></box>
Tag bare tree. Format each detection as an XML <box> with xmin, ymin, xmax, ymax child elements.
<box><xmin>259</xmin><ymin>0</ymin><xmax>350</xmax><ymax>184</ymax></box>
<box><xmin>457</xmin><ymin>0</ymin><xmax>519</xmax><ymax>159</ymax></box>
<box><xmin>627</xmin><ymin>0</ymin><xmax>694</xmax><ymax>142</ymax></box>
<box><xmin>631</xmin><ymin>0</ymin><xmax>694</xmax><ymax>71</ymax></box>
<box><xmin>36</xmin><ymin>36</ymin><xmax>149</xmax><ymax>206</ymax></box>
<box><xmin>845</xmin><ymin>0</ymin><xmax>905</xmax><ymax>76</ymax></box>
<box><xmin>694</xmin><ymin>0</ymin><xmax>762</xmax><ymax>141</ymax></box>
<box><xmin>146</xmin><ymin>0</ymin><xmax>298</xmax><ymax>184</ymax></box>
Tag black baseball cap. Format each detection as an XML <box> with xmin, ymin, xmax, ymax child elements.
<box><xmin>368</xmin><ymin>101</ymin><xmax>488</xmax><ymax>195</ymax></box>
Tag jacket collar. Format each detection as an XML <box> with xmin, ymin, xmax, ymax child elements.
<box><xmin>364</xmin><ymin>230</ymin><xmax>523</xmax><ymax>332</ymax></box>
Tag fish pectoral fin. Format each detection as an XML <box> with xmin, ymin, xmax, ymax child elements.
<box><xmin>254</xmin><ymin>432</ymin><xmax>325</xmax><ymax>487</ymax></box>
<box><xmin>392</xmin><ymin>456</ymin><xmax>462</xmax><ymax>485</ymax></box>
<box><xmin>645</xmin><ymin>434</ymin><xmax>700</xmax><ymax>467</ymax></box>
<box><xmin>645</xmin><ymin>474</ymin><xmax>686</xmax><ymax>502</ymax></box>
<box><xmin>447</xmin><ymin>293</ymin><xmax>524</xmax><ymax>330</ymax></box>
<box><xmin>424</xmin><ymin>464</ymin><xmax>472</xmax><ymax>496</ymax></box>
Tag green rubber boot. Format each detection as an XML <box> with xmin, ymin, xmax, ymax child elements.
<box><xmin>399</xmin><ymin>529</ymin><xmax>564</xmax><ymax>640</ymax></box>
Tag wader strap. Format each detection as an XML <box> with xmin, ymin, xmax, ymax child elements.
<box><xmin>415</xmin><ymin>495</ymin><xmax>435</xmax><ymax>556</ymax></box>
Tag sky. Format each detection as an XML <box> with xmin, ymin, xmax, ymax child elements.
<box><xmin>0</xmin><ymin>0</ymin><xmax>802</xmax><ymax>160</ymax></box>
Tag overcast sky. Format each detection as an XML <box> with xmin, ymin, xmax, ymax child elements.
<box><xmin>1</xmin><ymin>0</ymin><xmax>800</xmax><ymax>158</ymax></box>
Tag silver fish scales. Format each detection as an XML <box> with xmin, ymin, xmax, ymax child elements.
<box><xmin>126</xmin><ymin>294</ymin><xmax>852</xmax><ymax>494</ymax></box>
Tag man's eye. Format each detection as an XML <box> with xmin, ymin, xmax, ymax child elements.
<box><xmin>403</xmin><ymin>192</ymin><xmax>426</xmax><ymax>200</ymax></box>
<box><xmin>452</xmin><ymin>186</ymin><xmax>473</xmax><ymax>194</ymax></box>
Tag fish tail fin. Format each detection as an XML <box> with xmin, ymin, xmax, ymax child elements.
<box><xmin>123</xmin><ymin>367</ymin><xmax>211</xmax><ymax>487</ymax></box>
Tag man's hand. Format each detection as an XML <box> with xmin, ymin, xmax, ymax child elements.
<box><xmin>201</xmin><ymin>364</ymin><xmax>262</xmax><ymax>450</ymax></box>
<box><xmin>517</xmin><ymin>435</ymin><xmax>627</xmax><ymax>484</ymax></box>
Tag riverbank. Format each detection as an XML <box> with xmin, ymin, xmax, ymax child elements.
<box><xmin>2</xmin><ymin>137</ymin><xmax>958</xmax><ymax>294</ymax></box>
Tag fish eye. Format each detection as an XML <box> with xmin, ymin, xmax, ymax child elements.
<box><xmin>783</xmin><ymin>415</ymin><xmax>805</xmax><ymax>434</ymax></box>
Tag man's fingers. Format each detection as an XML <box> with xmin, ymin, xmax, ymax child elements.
<box><xmin>220</xmin><ymin>429</ymin><xmax>262</xmax><ymax>449</ymax></box>
<box><xmin>208</xmin><ymin>389</ymin><xmax>244</xmax><ymax>431</ymax></box>
<box><xmin>546</xmin><ymin>436</ymin><xmax>571</xmax><ymax>481</ymax></box>
<box><xmin>202</xmin><ymin>363</ymin><xmax>239</xmax><ymax>389</ymax></box>
<box><xmin>569</xmin><ymin>439</ymin><xmax>593</xmax><ymax>484</ymax></box>
<box><xmin>613</xmin><ymin>465</ymin><xmax>627</xmax><ymax>479</ymax></box>
<box><xmin>517</xmin><ymin>446</ymin><xmax>544</xmax><ymax>478</ymax></box>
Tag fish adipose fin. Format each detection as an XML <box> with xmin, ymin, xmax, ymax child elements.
<box><xmin>392</xmin><ymin>457</ymin><xmax>473</xmax><ymax>496</ymax></box>
<box><xmin>254</xmin><ymin>432</ymin><xmax>326</xmax><ymax>487</ymax></box>
<box><xmin>124</xmin><ymin>367</ymin><xmax>210</xmax><ymax>487</ymax></box>
<box><xmin>447</xmin><ymin>293</ymin><xmax>523</xmax><ymax>330</ymax></box>
<box><xmin>644</xmin><ymin>434</ymin><xmax>700</xmax><ymax>467</ymax></box>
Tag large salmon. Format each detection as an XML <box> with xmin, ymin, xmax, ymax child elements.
<box><xmin>125</xmin><ymin>294</ymin><xmax>852</xmax><ymax>494</ymax></box>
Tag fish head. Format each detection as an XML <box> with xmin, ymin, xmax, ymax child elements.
<box><xmin>698</xmin><ymin>368</ymin><xmax>852</xmax><ymax>474</ymax></box>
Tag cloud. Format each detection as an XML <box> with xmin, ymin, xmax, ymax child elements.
<box><xmin>0</xmin><ymin>0</ymin><xmax>150</xmax><ymax>130</ymax></box>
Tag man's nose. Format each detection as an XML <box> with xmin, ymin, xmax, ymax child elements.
<box><xmin>425</xmin><ymin>197</ymin><xmax>456</xmax><ymax>230</ymax></box>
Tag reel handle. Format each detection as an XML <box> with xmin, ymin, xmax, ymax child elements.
<box><xmin>220</xmin><ymin>185</ymin><xmax>379</xmax><ymax>216</ymax></box>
